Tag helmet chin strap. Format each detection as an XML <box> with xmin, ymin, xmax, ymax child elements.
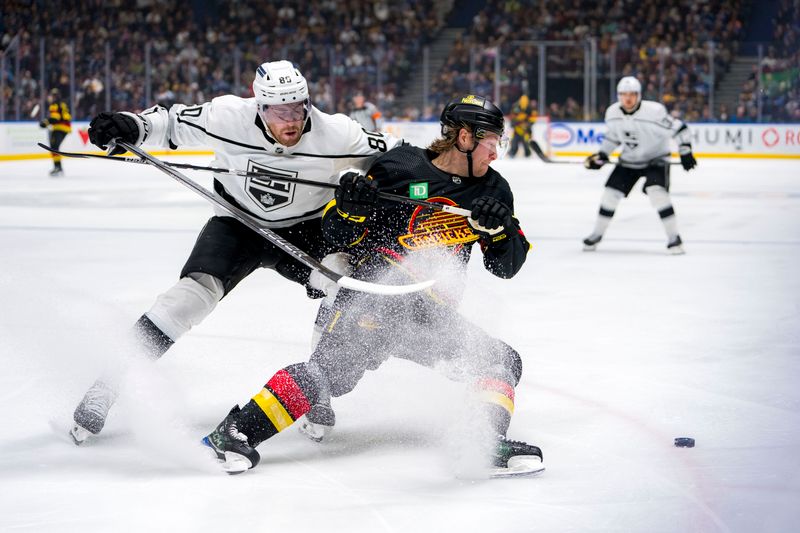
<box><xmin>455</xmin><ymin>138</ymin><xmax>480</xmax><ymax>178</ymax></box>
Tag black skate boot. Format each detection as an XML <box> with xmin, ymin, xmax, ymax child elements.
<box><xmin>202</xmin><ymin>405</ymin><xmax>261</xmax><ymax>474</ymax></box>
<box><xmin>667</xmin><ymin>235</ymin><xmax>685</xmax><ymax>255</ymax></box>
<box><xmin>70</xmin><ymin>380</ymin><xmax>118</xmax><ymax>445</ymax></box>
<box><xmin>490</xmin><ymin>436</ymin><xmax>544</xmax><ymax>478</ymax></box>
<box><xmin>298</xmin><ymin>403</ymin><xmax>336</xmax><ymax>442</ymax></box>
<box><xmin>582</xmin><ymin>234</ymin><xmax>602</xmax><ymax>251</ymax></box>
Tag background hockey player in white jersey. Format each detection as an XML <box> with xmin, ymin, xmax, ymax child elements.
<box><xmin>582</xmin><ymin>76</ymin><xmax>697</xmax><ymax>254</ymax></box>
<box><xmin>349</xmin><ymin>92</ymin><xmax>383</xmax><ymax>132</ymax></box>
<box><xmin>69</xmin><ymin>60</ymin><xmax>401</xmax><ymax>445</ymax></box>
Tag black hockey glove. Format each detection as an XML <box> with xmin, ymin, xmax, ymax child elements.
<box><xmin>335</xmin><ymin>172</ymin><xmax>378</xmax><ymax>222</ymax></box>
<box><xmin>468</xmin><ymin>196</ymin><xmax>518</xmax><ymax>239</ymax></box>
<box><xmin>39</xmin><ymin>119</ymin><xmax>48</xmax><ymax>129</ymax></box>
<box><xmin>680</xmin><ymin>151</ymin><xmax>697</xmax><ymax>171</ymax></box>
<box><xmin>584</xmin><ymin>151</ymin><xmax>609</xmax><ymax>170</ymax></box>
<box><xmin>88</xmin><ymin>112</ymin><xmax>142</xmax><ymax>155</ymax></box>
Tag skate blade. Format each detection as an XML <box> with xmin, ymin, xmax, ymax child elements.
<box><xmin>221</xmin><ymin>451</ymin><xmax>255</xmax><ymax>474</ymax></box>
<box><xmin>489</xmin><ymin>456</ymin><xmax>545</xmax><ymax>478</ymax></box>
<box><xmin>298</xmin><ymin>420</ymin><xmax>332</xmax><ymax>443</ymax></box>
<box><xmin>582</xmin><ymin>244</ymin><xmax>598</xmax><ymax>252</ymax></box>
<box><xmin>668</xmin><ymin>245</ymin><xmax>686</xmax><ymax>255</ymax></box>
<box><xmin>69</xmin><ymin>424</ymin><xmax>94</xmax><ymax>446</ymax></box>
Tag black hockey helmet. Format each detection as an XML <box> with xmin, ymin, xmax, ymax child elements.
<box><xmin>440</xmin><ymin>95</ymin><xmax>505</xmax><ymax>139</ymax></box>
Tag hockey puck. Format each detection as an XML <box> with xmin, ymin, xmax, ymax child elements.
<box><xmin>674</xmin><ymin>437</ymin><xmax>695</xmax><ymax>448</ymax></box>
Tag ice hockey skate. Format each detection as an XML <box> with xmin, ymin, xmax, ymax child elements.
<box><xmin>582</xmin><ymin>234</ymin><xmax>603</xmax><ymax>251</ymax></box>
<box><xmin>70</xmin><ymin>379</ymin><xmax>118</xmax><ymax>445</ymax></box>
<box><xmin>49</xmin><ymin>167</ymin><xmax>63</xmax><ymax>177</ymax></box>
<box><xmin>667</xmin><ymin>235</ymin><xmax>685</xmax><ymax>255</ymax></box>
<box><xmin>297</xmin><ymin>403</ymin><xmax>336</xmax><ymax>442</ymax></box>
<box><xmin>202</xmin><ymin>405</ymin><xmax>261</xmax><ymax>474</ymax></box>
<box><xmin>490</xmin><ymin>436</ymin><xmax>544</xmax><ymax>478</ymax></box>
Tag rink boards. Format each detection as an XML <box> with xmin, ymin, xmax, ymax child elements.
<box><xmin>2</xmin><ymin>120</ymin><xmax>800</xmax><ymax>161</ymax></box>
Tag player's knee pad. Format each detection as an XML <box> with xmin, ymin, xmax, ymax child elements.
<box><xmin>313</xmin><ymin>348</ymin><xmax>368</xmax><ymax>398</ymax></box>
<box><xmin>644</xmin><ymin>185</ymin><xmax>672</xmax><ymax>211</ymax></box>
<box><xmin>281</xmin><ymin>361</ymin><xmax>332</xmax><ymax>406</ymax></box>
<box><xmin>600</xmin><ymin>187</ymin><xmax>625</xmax><ymax>214</ymax></box>
<box><xmin>480</xmin><ymin>342</ymin><xmax>523</xmax><ymax>387</ymax></box>
<box><xmin>145</xmin><ymin>273</ymin><xmax>224</xmax><ymax>342</ymax></box>
<box><xmin>499</xmin><ymin>343</ymin><xmax>523</xmax><ymax>386</ymax></box>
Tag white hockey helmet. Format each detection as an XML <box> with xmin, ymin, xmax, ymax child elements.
<box><xmin>253</xmin><ymin>60</ymin><xmax>309</xmax><ymax>105</ymax></box>
<box><xmin>616</xmin><ymin>76</ymin><xmax>642</xmax><ymax>96</ymax></box>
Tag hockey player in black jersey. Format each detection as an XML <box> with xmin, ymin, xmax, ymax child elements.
<box><xmin>203</xmin><ymin>95</ymin><xmax>544</xmax><ymax>478</ymax></box>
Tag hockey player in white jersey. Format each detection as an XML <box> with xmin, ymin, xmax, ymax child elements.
<box><xmin>582</xmin><ymin>76</ymin><xmax>697</xmax><ymax>254</ymax></box>
<box><xmin>69</xmin><ymin>60</ymin><xmax>401</xmax><ymax>445</ymax></box>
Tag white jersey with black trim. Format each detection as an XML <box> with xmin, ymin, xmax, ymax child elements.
<box><xmin>599</xmin><ymin>100</ymin><xmax>692</xmax><ymax>169</ymax></box>
<box><xmin>135</xmin><ymin>95</ymin><xmax>400</xmax><ymax>228</ymax></box>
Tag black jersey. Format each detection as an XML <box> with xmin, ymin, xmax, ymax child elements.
<box><xmin>322</xmin><ymin>144</ymin><xmax>530</xmax><ymax>280</ymax></box>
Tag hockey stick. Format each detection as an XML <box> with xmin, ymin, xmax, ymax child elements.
<box><xmin>528</xmin><ymin>140</ymin><xmax>575</xmax><ymax>164</ymax></box>
<box><xmin>37</xmin><ymin>143</ymin><xmax>473</xmax><ymax>218</ymax></box>
<box><xmin>110</xmin><ymin>140</ymin><xmax>435</xmax><ymax>296</ymax></box>
<box><xmin>529</xmin><ymin>140</ymin><xmax>682</xmax><ymax>166</ymax></box>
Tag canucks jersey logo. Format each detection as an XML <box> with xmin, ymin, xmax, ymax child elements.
<box><xmin>398</xmin><ymin>197</ymin><xmax>480</xmax><ymax>250</ymax></box>
<box><xmin>245</xmin><ymin>161</ymin><xmax>297</xmax><ymax>213</ymax></box>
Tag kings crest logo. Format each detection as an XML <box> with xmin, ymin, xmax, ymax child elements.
<box><xmin>245</xmin><ymin>161</ymin><xmax>297</xmax><ymax>213</ymax></box>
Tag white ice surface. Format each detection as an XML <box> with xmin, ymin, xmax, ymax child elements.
<box><xmin>1</xmin><ymin>154</ymin><xmax>798</xmax><ymax>532</ymax></box>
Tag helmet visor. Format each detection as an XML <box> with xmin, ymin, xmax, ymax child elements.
<box><xmin>475</xmin><ymin>130</ymin><xmax>510</xmax><ymax>159</ymax></box>
<box><xmin>258</xmin><ymin>101</ymin><xmax>307</xmax><ymax>124</ymax></box>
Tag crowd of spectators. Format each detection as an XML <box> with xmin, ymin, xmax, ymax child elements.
<box><xmin>1</xmin><ymin>0</ymin><xmax>796</xmax><ymax>124</ymax></box>
<box><xmin>732</xmin><ymin>0</ymin><xmax>799</xmax><ymax>122</ymax></box>
<box><xmin>429</xmin><ymin>0</ymin><xmax>749</xmax><ymax>120</ymax></box>
<box><xmin>1</xmin><ymin>0</ymin><xmax>444</xmax><ymax>121</ymax></box>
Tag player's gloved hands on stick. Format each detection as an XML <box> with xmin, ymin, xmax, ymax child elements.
<box><xmin>584</xmin><ymin>151</ymin><xmax>609</xmax><ymax>170</ymax></box>
<box><xmin>469</xmin><ymin>196</ymin><xmax>516</xmax><ymax>237</ymax></box>
<box><xmin>680</xmin><ymin>151</ymin><xmax>697</xmax><ymax>171</ymax></box>
<box><xmin>88</xmin><ymin>112</ymin><xmax>141</xmax><ymax>155</ymax></box>
<box><xmin>39</xmin><ymin>120</ymin><xmax>48</xmax><ymax>129</ymax></box>
<box><xmin>335</xmin><ymin>172</ymin><xmax>378</xmax><ymax>221</ymax></box>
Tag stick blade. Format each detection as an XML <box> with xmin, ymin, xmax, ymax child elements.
<box><xmin>338</xmin><ymin>276</ymin><xmax>435</xmax><ymax>295</ymax></box>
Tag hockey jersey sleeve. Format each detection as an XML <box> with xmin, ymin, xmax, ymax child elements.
<box><xmin>599</xmin><ymin>106</ymin><xmax>622</xmax><ymax>155</ymax></box>
<box><xmin>654</xmin><ymin>104</ymin><xmax>693</xmax><ymax>155</ymax></box>
<box><xmin>128</xmin><ymin>97</ymin><xmax>236</xmax><ymax>150</ymax></box>
<box><xmin>324</xmin><ymin>114</ymin><xmax>404</xmax><ymax>178</ymax></box>
<box><xmin>340</xmin><ymin>115</ymin><xmax>401</xmax><ymax>156</ymax></box>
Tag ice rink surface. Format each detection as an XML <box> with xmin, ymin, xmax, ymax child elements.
<box><xmin>1</xmin><ymin>153</ymin><xmax>798</xmax><ymax>532</ymax></box>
